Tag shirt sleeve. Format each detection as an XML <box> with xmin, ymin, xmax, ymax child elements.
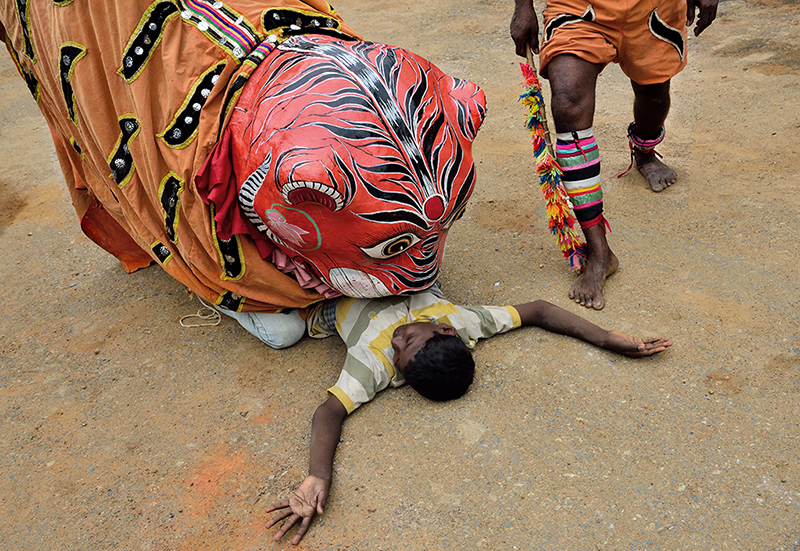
<box><xmin>456</xmin><ymin>304</ymin><xmax>521</xmax><ymax>346</ymax></box>
<box><xmin>327</xmin><ymin>346</ymin><xmax>394</xmax><ymax>414</ymax></box>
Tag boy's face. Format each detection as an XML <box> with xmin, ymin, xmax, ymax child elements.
<box><xmin>391</xmin><ymin>322</ymin><xmax>457</xmax><ymax>372</ymax></box>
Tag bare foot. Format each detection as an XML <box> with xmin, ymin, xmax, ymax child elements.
<box><xmin>634</xmin><ymin>149</ymin><xmax>677</xmax><ymax>192</ymax></box>
<box><xmin>605</xmin><ymin>331</ymin><xmax>673</xmax><ymax>357</ymax></box>
<box><xmin>569</xmin><ymin>249</ymin><xmax>619</xmax><ymax>310</ymax></box>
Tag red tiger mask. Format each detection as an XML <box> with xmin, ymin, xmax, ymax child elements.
<box><xmin>229</xmin><ymin>35</ymin><xmax>486</xmax><ymax>298</ymax></box>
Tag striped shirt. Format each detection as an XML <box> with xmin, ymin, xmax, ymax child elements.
<box><xmin>306</xmin><ymin>291</ymin><xmax>521</xmax><ymax>414</ymax></box>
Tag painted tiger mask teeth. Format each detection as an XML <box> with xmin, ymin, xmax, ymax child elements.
<box><xmin>281</xmin><ymin>181</ymin><xmax>344</xmax><ymax>211</ymax></box>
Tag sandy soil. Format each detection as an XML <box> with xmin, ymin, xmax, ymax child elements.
<box><xmin>1</xmin><ymin>0</ymin><xmax>799</xmax><ymax>549</ymax></box>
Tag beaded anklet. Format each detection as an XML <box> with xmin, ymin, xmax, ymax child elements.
<box><xmin>618</xmin><ymin>122</ymin><xmax>665</xmax><ymax>178</ymax></box>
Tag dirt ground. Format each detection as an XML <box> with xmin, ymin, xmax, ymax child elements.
<box><xmin>1</xmin><ymin>0</ymin><xmax>799</xmax><ymax>549</ymax></box>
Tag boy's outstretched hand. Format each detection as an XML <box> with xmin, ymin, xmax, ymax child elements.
<box><xmin>266</xmin><ymin>396</ymin><xmax>345</xmax><ymax>544</ymax></box>
<box><xmin>265</xmin><ymin>475</ymin><xmax>330</xmax><ymax>545</ymax></box>
<box><xmin>604</xmin><ymin>331</ymin><xmax>672</xmax><ymax>357</ymax></box>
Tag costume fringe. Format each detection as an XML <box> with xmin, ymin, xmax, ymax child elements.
<box><xmin>519</xmin><ymin>62</ymin><xmax>587</xmax><ymax>272</ymax></box>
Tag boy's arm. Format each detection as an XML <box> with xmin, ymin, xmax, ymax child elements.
<box><xmin>513</xmin><ymin>300</ymin><xmax>672</xmax><ymax>357</ymax></box>
<box><xmin>265</xmin><ymin>395</ymin><xmax>347</xmax><ymax>544</ymax></box>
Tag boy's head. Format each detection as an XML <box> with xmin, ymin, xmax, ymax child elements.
<box><xmin>391</xmin><ymin>322</ymin><xmax>475</xmax><ymax>402</ymax></box>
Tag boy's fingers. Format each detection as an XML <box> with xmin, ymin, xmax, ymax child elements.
<box><xmin>623</xmin><ymin>339</ymin><xmax>671</xmax><ymax>357</ymax></box>
<box><xmin>647</xmin><ymin>345</ymin><xmax>669</xmax><ymax>355</ymax></box>
<box><xmin>265</xmin><ymin>500</ymin><xmax>290</xmax><ymax>514</ymax></box>
<box><xmin>644</xmin><ymin>337</ymin><xmax>671</xmax><ymax>346</ymax></box>
<box><xmin>317</xmin><ymin>490</ymin><xmax>328</xmax><ymax>511</ymax></box>
<box><xmin>265</xmin><ymin>508</ymin><xmax>293</xmax><ymax>529</ymax></box>
<box><xmin>292</xmin><ymin>516</ymin><xmax>315</xmax><ymax>545</ymax></box>
<box><xmin>275</xmin><ymin>514</ymin><xmax>300</xmax><ymax>541</ymax></box>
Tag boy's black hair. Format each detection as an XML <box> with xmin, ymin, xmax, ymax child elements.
<box><xmin>403</xmin><ymin>333</ymin><xmax>475</xmax><ymax>402</ymax></box>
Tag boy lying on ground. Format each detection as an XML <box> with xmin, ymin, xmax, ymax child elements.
<box><xmin>262</xmin><ymin>287</ymin><xmax>672</xmax><ymax>544</ymax></box>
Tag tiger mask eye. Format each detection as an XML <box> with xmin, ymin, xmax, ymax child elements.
<box><xmin>360</xmin><ymin>233</ymin><xmax>421</xmax><ymax>260</ymax></box>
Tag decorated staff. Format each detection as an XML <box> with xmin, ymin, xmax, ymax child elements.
<box><xmin>519</xmin><ymin>50</ymin><xmax>587</xmax><ymax>272</ymax></box>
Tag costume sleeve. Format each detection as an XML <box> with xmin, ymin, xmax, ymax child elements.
<box><xmin>327</xmin><ymin>346</ymin><xmax>395</xmax><ymax>414</ymax></box>
<box><xmin>456</xmin><ymin>305</ymin><xmax>521</xmax><ymax>345</ymax></box>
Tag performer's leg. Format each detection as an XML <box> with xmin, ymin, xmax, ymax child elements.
<box><xmin>630</xmin><ymin>79</ymin><xmax>676</xmax><ymax>192</ymax></box>
<box><xmin>548</xmin><ymin>54</ymin><xmax>618</xmax><ymax>310</ymax></box>
<box><xmin>216</xmin><ymin>307</ymin><xmax>306</xmax><ymax>349</ymax></box>
<box><xmin>548</xmin><ymin>54</ymin><xmax>601</xmax><ymax>131</ymax></box>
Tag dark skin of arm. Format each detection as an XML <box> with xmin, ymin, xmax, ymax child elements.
<box><xmin>266</xmin><ymin>301</ymin><xmax>670</xmax><ymax>543</ymax></box>
<box><xmin>513</xmin><ymin>300</ymin><xmax>671</xmax><ymax>357</ymax></box>
<box><xmin>265</xmin><ymin>395</ymin><xmax>346</xmax><ymax>545</ymax></box>
<box><xmin>510</xmin><ymin>0</ymin><xmax>720</xmax><ymax>58</ymax></box>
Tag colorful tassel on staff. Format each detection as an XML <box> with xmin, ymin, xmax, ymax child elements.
<box><xmin>519</xmin><ymin>59</ymin><xmax>587</xmax><ymax>272</ymax></box>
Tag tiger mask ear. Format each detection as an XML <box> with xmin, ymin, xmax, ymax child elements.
<box><xmin>443</xmin><ymin>77</ymin><xmax>486</xmax><ymax>143</ymax></box>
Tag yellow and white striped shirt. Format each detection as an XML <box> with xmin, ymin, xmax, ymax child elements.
<box><xmin>307</xmin><ymin>290</ymin><xmax>521</xmax><ymax>414</ymax></box>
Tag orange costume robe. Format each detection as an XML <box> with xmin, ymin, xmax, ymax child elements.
<box><xmin>1</xmin><ymin>0</ymin><xmax>359</xmax><ymax>312</ymax></box>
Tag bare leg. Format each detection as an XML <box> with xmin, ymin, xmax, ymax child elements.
<box><xmin>631</xmin><ymin>79</ymin><xmax>676</xmax><ymax>192</ymax></box>
<box><xmin>547</xmin><ymin>55</ymin><xmax>618</xmax><ymax>310</ymax></box>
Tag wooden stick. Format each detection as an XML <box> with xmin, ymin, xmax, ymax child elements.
<box><xmin>525</xmin><ymin>46</ymin><xmax>556</xmax><ymax>160</ymax></box>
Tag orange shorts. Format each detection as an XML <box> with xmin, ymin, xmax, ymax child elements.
<box><xmin>539</xmin><ymin>0</ymin><xmax>688</xmax><ymax>85</ymax></box>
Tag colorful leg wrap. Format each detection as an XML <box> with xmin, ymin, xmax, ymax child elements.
<box><xmin>618</xmin><ymin>121</ymin><xmax>665</xmax><ymax>177</ymax></box>
<box><xmin>556</xmin><ymin>128</ymin><xmax>606</xmax><ymax>230</ymax></box>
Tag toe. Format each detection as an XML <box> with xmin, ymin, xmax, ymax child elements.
<box><xmin>652</xmin><ymin>176</ymin><xmax>670</xmax><ymax>192</ymax></box>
